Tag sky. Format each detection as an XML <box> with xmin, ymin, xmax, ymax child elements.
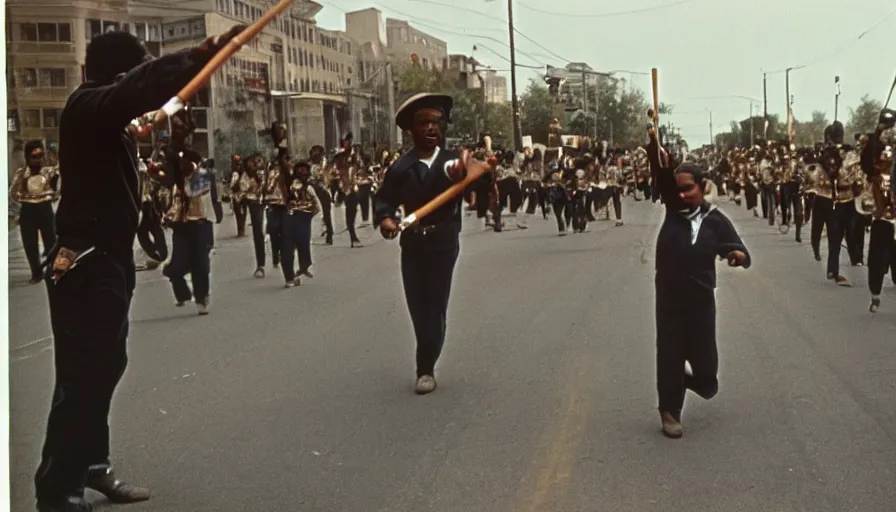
<box><xmin>314</xmin><ymin>0</ymin><xmax>895</xmax><ymax>145</ymax></box>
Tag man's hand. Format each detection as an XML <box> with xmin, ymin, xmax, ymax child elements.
<box><xmin>194</xmin><ymin>25</ymin><xmax>248</xmax><ymax>58</ymax></box>
<box><xmin>380</xmin><ymin>218</ymin><xmax>399</xmax><ymax>240</ymax></box>
<box><xmin>460</xmin><ymin>149</ymin><xmax>492</xmax><ymax>179</ymax></box>
<box><xmin>727</xmin><ymin>250</ymin><xmax>747</xmax><ymax>267</ymax></box>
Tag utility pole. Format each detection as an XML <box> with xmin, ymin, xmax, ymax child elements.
<box><xmin>749</xmin><ymin>101</ymin><xmax>755</xmax><ymax>146</ymax></box>
<box><xmin>786</xmin><ymin>67</ymin><xmax>793</xmax><ymax>144</ymax></box>
<box><xmin>507</xmin><ymin>0</ymin><xmax>522</xmax><ymax>150</ymax></box>
<box><xmin>384</xmin><ymin>61</ymin><xmax>398</xmax><ymax>148</ymax></box>
<box><xmin>834</xmin><ymin>75</ymin><xmax>841</xmax><ymax>122</ymax></box>
<box><xmin>762</xmin><ymin>72</ymin><xmax>768</xmax><ymax>140</ymax></box>
<box><xmin>709</xmin><ymin>110</ymin><xmax>713</xmax><ymax>145</ymax></box>
<box><xmin>581</xmin><ymin>69</ymin><xmax>587</xmax><ymax>138</ymax></box>
<box><xmin>471</xmin><ymin>57</ymin><xmax>487</xmax><ymax>140</ymax></box>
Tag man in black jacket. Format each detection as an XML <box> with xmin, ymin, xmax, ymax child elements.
<box><xmin>36</xmin><ymin>28</ymin><xmax>243</xmax><ymax>512</ymax></box>
<box><xmin>374</xmin><ymin>93</ymin><xmax>489</xmax><ymax>395</ymax></box>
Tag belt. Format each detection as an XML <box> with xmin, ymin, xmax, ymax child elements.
<box><xmin>407</xmin><ymin>221</ymin><xmax>456</xmax><ymax>236</ymax></box>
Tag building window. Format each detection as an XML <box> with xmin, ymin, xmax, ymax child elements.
<box><xmin>191</xmin><ymin>132</ymin><xmax>209</xmax><ymax>156</ymax></box>
<box><xmin>22</xmin><ymin>69</ymin><xmax>37</xmax><ymax>87</ymax></box>
<box><xmin>195</xmin><ymin>87</ymin><xmax>210</xmax><ymax>107</ymax></box>
<box><xmin>43</xmin><ymin>108</ymin><xmax>62</xmax><ymax>128</ymax></box>
<box><xmin>34</xmin><ymin>68</ymin><xmax>66</xmax><ymax>87</ymax></box>
<box><xmin>8</xmin><ymin>110</ymin><xmax>20</xmax><ymax>133</ymax></box>
<box><xmin>193</xmin><ymin>109</ymin><xmax>208</xmax><ymax>129</ymax></box>
<box><xmin>148</xmin><ymin>24</ymin><xmax>161</xmax><ymax>41</ymax></box>
<box><xmin>20</xmin><ymin>23</ymin><xmax>38</xmax><ymax>41</ymax></box>
<box><xmin>22</xmin><ymin>109</ymin><xmax>41</xmax><ymax>128</ymax></box>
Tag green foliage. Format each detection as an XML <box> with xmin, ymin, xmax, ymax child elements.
<box><xmin>519</xmin><ymin>79</ymin><xmax>554</xmax><ymax>146</ymax></box>
<box><xmin>792</xmin><ymin>110</ymin><xmax>829</xmax><ymax>146</ymax></box>
<box><xmin>847</xmin><ymin>94</ymin><xmax>883</xmax><ymax>135</ymax></box>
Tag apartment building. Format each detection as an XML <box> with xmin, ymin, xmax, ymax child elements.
<box><xmin>6</xmin><ymin>0</ymin><xmax>366</xmax><ymax>171</ymax></box>
<box><xmin>384</xmin><ymin>19</ymin><xmax>447</xmax><ymax>71</ymax></box>
<box><xmin>5</xmin><ymin>0</ymin><xmax>165</xmax><ymax>175</ymax></box>
<box><xmin>136</xmin><ymin>0</ymin><xmax>361</xmax><ymax>157</ymax></box>
<box><xmin>445</xmin><ymin>55</ymin><xmax>507</xmax><ymax>104</ymax></box>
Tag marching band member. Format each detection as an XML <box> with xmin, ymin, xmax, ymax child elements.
<box><xmin>264</xmin><ymin>152</ymin><xmax>289</xmax><ymax>270</ymax></box>
<box><xmin>778</xmin><ymin>151</ymin><xmax>804</xmax><ymax>243</ymax></box>
<box><xmin>234</xmin><ymin>153</ymin><xmax>268</xmax><ymax>277</ymax></box>
<box><xmin>135</xmin><ymin>140</ymin><xmax>169</xmax><ymax>270</ymax></box>
<box><xmin>309</xmin><ymin>145</ymin><xmax>334</xmax><ymax>245</ymax></box>
<box><xmin>374</xmin><ymin>92</ymin><xmax>488</xmax><ymax>395</ymax></box>
<box><xmin>759</xmin><ymin>146</ymin><xmax>777</xmax><ymax>225</ymax></box>
<box><xmin>521</xmin><ymin>148</ymin><xmax>547</xmax><ymax>221</ymax></box>
<box><xmin>571</xmin><ymin>161</ymin><xmax>591</xmax><ymax>233</ymax></box>
<box><xmin>654</xmin><ymin>161</ymin><xmax>751</xmax><ymax>439</ymax></box>
<box><xmin>355</xmin><ymin>154</ymin><xmax>375</xmax><ymax>226</ymax></box>
<box><xmin>228</xmin><ymin>154</ymin><xmax>246</xmax><ymax>236</ymax></box>
<box><xmin>547</xmin><ymin>163</ymin><xmax>570</xmax><ymax>235</ymax></box>
<box><xmin>606</xmin><ymin>150</ymin><xmax>624</xmax><ymax>226</ymax></box>
<box><xmin>496</xmin><ymin>149</ymin><xmax>524</xmax><ymax>229</ymax></box>
<box><xmin>9</xmin><ymin>140</ymin><xmax>59</xmax><ymax>283</ymax></box>
<box><xmin>38</xmin><ymin>25</ymin><xmax>245</xmax><ymax>512</ymax></box>
<box><xmin>159</xmin><ymin>106</ymin><xmax>223</xmax><ymax>315</ymax></box>
<box><xmin>336</xmin><ymin>151</ymin><xmax>363</xmax><ymax>248</ymax></box>
<box><xmin>281</xmin><ymin>160</ymin><xmax>322</xmax><ymax>287</ymax></box>
<box><xmin>863</xmin><ymin>110</ymin><xmax>896</xmax><ymax>313</ymax></box>
<box><xmin>843</xmin><ymin>142</ymin><xmax>868</xmax><ymax>266</ymax></box>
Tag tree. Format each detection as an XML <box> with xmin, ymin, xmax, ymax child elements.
<box><xmin>847</xmin><ymin>94</ymin><xmax>883</xmax><ymax>136</ymax></box>
<box><xmin>792</xmin><ymin>110</ymin><xmax>828</xmax><ymax>146</ymax></box>
<box><xmin>519</xmin><ymin>79</ymin><xmax>553</xmax><ymax>145</ymax></box>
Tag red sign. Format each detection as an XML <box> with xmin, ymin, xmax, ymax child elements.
<box><xmin>244</xmin><ymin>77</ymin><xmax>268</xmax><ymax>94</ymax></box>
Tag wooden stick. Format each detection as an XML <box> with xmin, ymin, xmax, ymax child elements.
<box><xmin>651</xmin><ymin>68</ymin><xmax>663</xmax><ymax>165</ymax></box>
<box><xmin>400</xmin><ymin>162</ymin><xmax>491</xmax><ymax>230</ymax></box>
<box><xmin>138</xmin><ymin>0</ymin><xmax>295</xmax><ymax>136</ymax></box>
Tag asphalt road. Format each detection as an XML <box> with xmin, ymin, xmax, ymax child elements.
<box><xmin>8</xmin><ymin>198</ymin><xmax>896</xmax><ymax>512</ymax></box>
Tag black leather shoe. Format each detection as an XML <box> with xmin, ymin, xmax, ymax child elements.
<box><xmin>36</xmin><ymin>495</ymin><xmax>92</xmax><ymax>512</ymax></box>
<box><xmin>86</xmin><ymin>467</ymin><xmax>150</xmax><ymax>504</ymax></box>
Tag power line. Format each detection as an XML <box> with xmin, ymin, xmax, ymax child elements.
<box><xmin>517</xmin><ymin>0</ymin><xmax>698</xmax><ymax>19</ymax></box>
<box><xmin>368</xmin><ymin>2</ymin><xmax>546</xmax><ymax>68</ymax></box>
<box><xmin>765</xmin><ymin>6</ymin><xmax>896</xmax><ymax>75</ymax></box>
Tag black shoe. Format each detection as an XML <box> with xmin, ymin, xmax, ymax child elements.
<box><xmin>37</xmin><ymin>495</ymin><xmax>92</xmax><ymax>512</ymax></box>
<box><xmin>86</xmin><ymin>467</ymin><xmax>150</xmax><ymax>504</ymax></box>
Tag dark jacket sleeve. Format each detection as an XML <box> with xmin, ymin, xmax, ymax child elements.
<box><xmin>373</xmin><ymin>165</ymin><xmax>401</xmax><ymax>226</ymax></box>
<box><xmin>715</xmin><ymin>212</ymin><xmax>752</xmax><ymax>269</ymax></box>
<box><xmin>66</xmin><ymin>49</ymin><xmax>211</xmax><ymax>129</ymax></box>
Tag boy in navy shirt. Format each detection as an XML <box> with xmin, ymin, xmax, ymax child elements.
<box><xmin>654</xmin><ymin>162</ymin><xmax>751</xmax><ymax>438</ymax></box>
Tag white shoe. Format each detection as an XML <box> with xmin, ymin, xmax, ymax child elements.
<box><xmin>415</xmin><ymin>375</ymin><xmax>437</xmax><ymax>395</ymax></box>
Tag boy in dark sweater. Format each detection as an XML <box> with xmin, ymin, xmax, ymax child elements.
<box><xmin>654</xmin><ymin>162</ymin><xmax>751</xmax><ymax>439</ymax></box>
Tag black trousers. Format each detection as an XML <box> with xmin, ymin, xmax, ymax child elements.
<box><xmin>281</xmin><ymin>211</ymin><xmax>313</xmax><ymax>281</ymax></box>
<box><xmin>608</xmin><ymin>186</ymin><xmax>622</xmax><ymax>221</ymax></box>
<box><xmin>344</xmin><ymin>193</ymin><xmax>360</xmax><ymax>243</ymax></box>
<box><xmin>744</xmin><ymin>183</ymin><xmax>759</xmax><ymax>211</ymax></box>
<box><xmin>357</xmin><ymin>184</ymin><xmax>373</xmax><ymax>222</ymax></box>
<box><xmin>497</xmin><ymin>179</ymin><xmax>522</xmax><ymax>213</ymax></box>
<box><xmin>312</xmin><ymin>183</ymin><xmax>334</xmax><ymax>243</ymax></box>
<box><xmin>266</xmin><ymin>206</ymin><xmax>285</xmax><ymax>267</ymax></box>
<box><xmin>164</xmin><ymin>221</ymin><xmax>214</xmax><ymax>304</ymax></box>
<box><xmin>850</xmin><ymin>214</ymin><xmax>870</xmax><ymax>265</ymax></box>
<box><xmin>552</xmin><ymin>199</ymin><xmax>568</xmax><ymax>232</ymax></box>
<box><xmin>571</xmin><ymin>190</ymin><xmax>588</xmax><ymax>232</ymax></box>
<box><xmin>811</xmin><ymin>196</ymin><xmax>833</xmax><ymax>260</ymax></box>
<box><xmin>233</xmin><ymin>202</ymin><xmax>247</xmax><ymax>237</ymax></box>
<box><xmin>401</xmin><ymin>239</ymin><xmax>459</xmax><ymax>377</ymax></box>
<box><xmin>868</xmin><ymin>220</ymin><xmax>896</xmax><ymax>296</ymax></box>
<box><xmin>655</xmin><ymin>282</ymin><xmax>719</xmax><ymax>419</ymax></box>
<box><xmin>20</xmin><ymin>201</ymin><xmax>56</xmax><ymax>280</ymax></box>
<box><xmin>779</xmin><ymin>182</ymin><xmax>803</xmax><ymax>240</ymax></box>
<box><xmin>246</xmin><ymin>202</ymin><xmax>265</xmax><ymax>267</ymax></box>
<box><xmin>36</xmin><ymin>251</ymin><xmax>134</xmax><ymax>501</ymax></box>
<box><xmin>760</xmin><ymin>185</ymin><xmax>776</xmax><ymax>225</ymax></box>
<box><xmin>522</xmin><ymin>181</ymin><xmax>545</xmax><ymax>217</ymax></box>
